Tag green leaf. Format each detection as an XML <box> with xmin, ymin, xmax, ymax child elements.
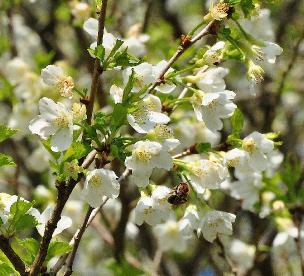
<box><xmin>195</xmin><ymin>143</ymin><xmax>211</xmax><ymax>153</ymax></box>
<box><xmin>110</xmin><ymin>104</ymin><xmax>128</xmax><ymax>132</ymax></box>
<box><xmin>15</xmin><ymin>238</ymin><xmax>39</xmax><ymax>266</ymax></box>
<box><xmin>225</xmin><ymin>0</ymin><xmax>241</xmax><ymax>5</ymax></box>
<box><xmin>42</xmin><ymin>140</ymin><xmax>61</xmax><ymax>160</ymax></box>
<box><xmin>122</xmin><ymin>70</ymin><xmax>135</xmax><ymax>102</ymax></box>
<box><xmin>227</xmin><ymin>134</ymin><xmax>242</xmax><ymax>147</ymax></box>
<box><xmin>240</xmin><ymin>0</ymin><xmax>255</xmax><ymax>17</ymax></box>
<box><xmin>6</xmin><ymin>199</ymin><xmax>36</xmax><ymax>235</ymax></box>
<box><xmin>0</xmin><ymin>250</ymin><xmax>15</xmax><ymax>271</ymax></box>
<box><xmin>113</xmin><ymin>49</ymin><xmax>140</xmax><ymax>68</ymax></box>
<box><xmin>0</xmin><ymin>125</ymin><xmax>18</xmax><ymax>143</ymax></box>
<box><xmin>14</xmin><ymin>214</ymin><xmax>38</xmax><ymax>232</ymax></box>
<box><xmin>230</xmin><ymin>108</ymin><xmax>244</xmax><ymax>135</ymax></box>
<box><xmin>63</xmin><ymin>142</ymin><xmax>90</xmax><ymax>162</ymax></box>
<box><xmin>0</xmin><ymin>75</ymin><xmax>13</xmax><ymax>101</ymax></box>
<box><xmin>88</xmin><ymin>44</ymin><xmax>105</xmax><ymax>62</ymax></box>
<box><xmin>0</xmin><ymin>261</ymin><xmax>19</xmax><ymax>276</ymax></box>
<box><xmin>0</xmin><ymin>153</ymin><xmax>15</xmax><ymax>167</ymax></box>
<box><xmin>107</xmin><ymin>39</ymin><xmax>124</xmax><ymax>59</ymax></box>
<box><xmin>45</xmin><ymin>241</ymin><xmax>72</xmax><ymax>262</ymax></box>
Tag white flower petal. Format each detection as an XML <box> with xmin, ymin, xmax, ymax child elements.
<box><xmin>50</xmin><ymin>127</ymin><xmax>72</xmax><ymax>152</ymax></box>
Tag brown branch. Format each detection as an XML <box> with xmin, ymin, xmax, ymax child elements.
<box><xmin>142</xmin><ymin>0</ymin><xmax>153</xmax><ymax>33</ymax></box>
<box><xmin>0</xmin><ymin>235</ymin><xmax>27</xmax><ymax>276</ymax></box>
<box><xmin>148</xmin><ymin>20</ymin><xmax>219</xmax><ymax>93</ymax></box>
<box><xmin>50</xmin><ymin>170</ymin><xmax>129</xmax><ymax>274</ymax></box>
<box><xmin>86</xmin><ymin>0</ymin><xmax>108</xmax><ymax>124</ymax></box>
<box><xmin>63</xmin><ymin>206</ymin><xmax>94</xmax><ymax>276</ymax></box>
<box><xmin>29</xmin><ymin>150</ymin><xmax>97</xmax><ymax>276</ymax></box>
<box><xmin>7</xmin><ymin>7</ymin><xmax>17</xmax><ymax>57</ymax></box>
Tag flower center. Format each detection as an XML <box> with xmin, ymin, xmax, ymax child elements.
<box><xmin>242</xmin><ymin>138</ymin><xmax>256</xmax><ymax>153</ymax></box>
<box><xmin>57</xmin><ymin>76</ymin><xmax>74</xmax><ymax>98</ymax></box>
<box><xmin>226</xmin><ymin>157</ymin><xmax>240</xmax><ymax>167</ymax></box>
<box><xmin>191</xmin><ymin>166</ymin><xmax>207</xmax><ymax>178</ymax></box>
<box><xmin>167</xmin><ymin>222</ymin><xmax>178</xmax><ymax>235</ymax></box>
<box><xmin>211</xmin><ymin>3</ymin><xmax>230</xmax><ymax>20</ymax></box>
<box><xmin>191</xmin><ymin>91</ymin><xmax>204</xmax><ymax>105</ymax></box>
<box><xmin>132</xmin><ymin>108</ymin><xmax>149</xmax><ymax>124</ymax></box>
<box><xmin>54</xmin><ymin>113</ymin><xmax>69</xmax><ymax>128</ymax></box>
<box><xmin>154</xmin><ymin>124</ymin><xmax>173</xmax><ymax>139</ymax></box>
<box><xmin>135</xmin><ymin>147</ymin><xmax>152</xmax><ymax>162</ymax></box>
<box><xmin>143</xmin><ymin>206</ymin><xmax>153</xmax><ymax>215</ymax></box>
<box><xmin>89</xmin><ymin>174</ymin><xmax>102</xmax><ymax>188</ymax></box>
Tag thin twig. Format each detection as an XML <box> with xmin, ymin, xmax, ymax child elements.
<box><xmin>29</xmin><ymin>150</ymin><xmax>98</xmax><ymax>276</ymax></box>
<box><xmin>0</xmin><ymin>235</ymin><xmax>27</xmax><ymax>275</ymax></box>
<box><xmin>142</xmin><ymin>0</ymin><xmax>153</xmax><ymax>33</ymax></box>
<box><xmin>152</xmin><ymin>248</ymin><xmax>163</xmax><ymax>276</ymax></box>
<box><xmin>148</xmin><ymin>20</ymin><xmax>218</xmax><ymax>93</ymax></box>
<box><xmin>86</xmin><ymin>0</ymin><xmax>108</xmax><ymax>124</ymax></box>
<box><xmin>63</xmin><ymin>206</ymin><xmax>94</xmax><ymax>276</ymax></box>
<box><xmin>50</xmin><ymin>198</ymin><xmax>108</xmax><ymax>274</ymax></box>
<box><xmin>50</xmin><ymin>170</ymin><xmax>130</xmax><ymax>274</ymax></box>
<box><xmin>276</xmin><ymin>29</ymin><xmax>304</xmax><ymax>101</ymax></box>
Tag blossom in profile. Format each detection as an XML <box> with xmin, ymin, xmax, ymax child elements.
<box><xmin>127</xmin><ymin>95</ymin><xmax>170</xmax><ymax>133</ymax></box>
<box><xmin>41</xmin><ymin>65</ymin><xmax>74</xmax><ymax>98</ymax></box>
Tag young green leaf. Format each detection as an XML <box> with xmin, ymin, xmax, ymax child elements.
<box><xmin>45</xmin><ymin>241</ymin><xmax>72</xmax><ymax>262</ymax></box>
<box><xmin>0</xmin><ymin>125</ymin><xmax>18</xmax><ymax>143</ymax></box>
<box><xmin>63</xmin><ymin>142</ymin><xmax>90</xmax><ymax>162</ymax></box>
<box><xmin>15</xmin><ymin>238</ymin><xmax>40</xmax><ymax>266</ymax></box>
<box><xmin>230</xmin><ymin>108</ymin><xmax>244</xmax><ymax>136</ymax></box>
<box><xmin>0</xmin><ymin>153</ymin><xmax>15</xmax><ymax>167</ymax></box>
<box><xmin>196</xmin><ymin>143</ymin><xmax>212</xmax><ymax>153</ymax></box>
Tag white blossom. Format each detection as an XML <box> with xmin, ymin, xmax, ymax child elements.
<box><xmin>228</xmin><ymin>239</ymin><xmax>256</xmax><ymax>275</ymax></box>
<box><xmin>83</xmin><ymin>169</ymin><xmax>120</xmax><ymax>208</ymax></box>
<box><xmin>187</xmin><ymin>156</ymin><xmax>228</xmax><ymax>193</ymax></box>
<box><xmin>29</xmin><ymin>97</ymin><xmax>74</xmax><ymax>152</ymax></box>
<box><xmin>124</xmin><ymin>60</ymin><xmax>175</xmax><ymax>93</ymax></box>
<box><xmin>242</xmin><ymin>131</ymin><xmax>274</xmax><ymax>172</ymax></box>
<box><xmin>195</xmin><ymin>67</ymin><xmax>229</xmax><ymax>93</ymax></box>
<box><xmin>127</xmin><ymin>95</ymin><xmax>170</xmax><ymax>133</ymax></box>
<box><xmin>254</xmin><ymin>41</ymin><xmax>283</xmax><ymax>64</ymax></box>
<box><xmin>203</xmin><ymin>41</ymin><xmax>225</xmax><ymax>65</ymax></box>
<box><xmin>199</xmin><ymin>210</ymin><xmax>236</xmax><ymax>242</ymax></box>
<box><xmin>153</xmin><ymin>219</ymin><xmax>191</xmax><ymax>252</ymax></box>
<box><xmin>134</xmin><ymin>186</ymin><xmax>172</xmax><ymax>226</ymax></box>
<box><xmin>125</xmin><ymin>141</ymin><xmax>173</xmax><ymax>187</ymax></box>
<box><xmin>31</xmin><ymin>206</ymin><xmax>72</xmax><ymax>237</ymax></box>
<box><xmin>83</xmin><ymin>18</ymin><xmax>119</xmax><ymax>58</ymax></box>
<box><xmin>109</xmin><ymin>84</ymin><xmax>123</xmax><ymax>104</ymax></box>
<box><xmin>229</xmin><ymin>173</ymin><xmax>263</xmax><ymax>211</ymax></box>
<box><xmin>191</xmin><ymin>89</ymin><xmax>237</xmax><ymax>131</ymax></box>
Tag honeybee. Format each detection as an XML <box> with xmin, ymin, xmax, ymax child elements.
<box><xmin>167</xmin><ymin>182</ymin><xmax>189</xmax><ymax>205</ymax></box>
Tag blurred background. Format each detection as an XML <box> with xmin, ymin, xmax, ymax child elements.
<box><xmin>1</xmin><ymin>0</ymin><xmax>304</xmax><ymax>275</ymax></box>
